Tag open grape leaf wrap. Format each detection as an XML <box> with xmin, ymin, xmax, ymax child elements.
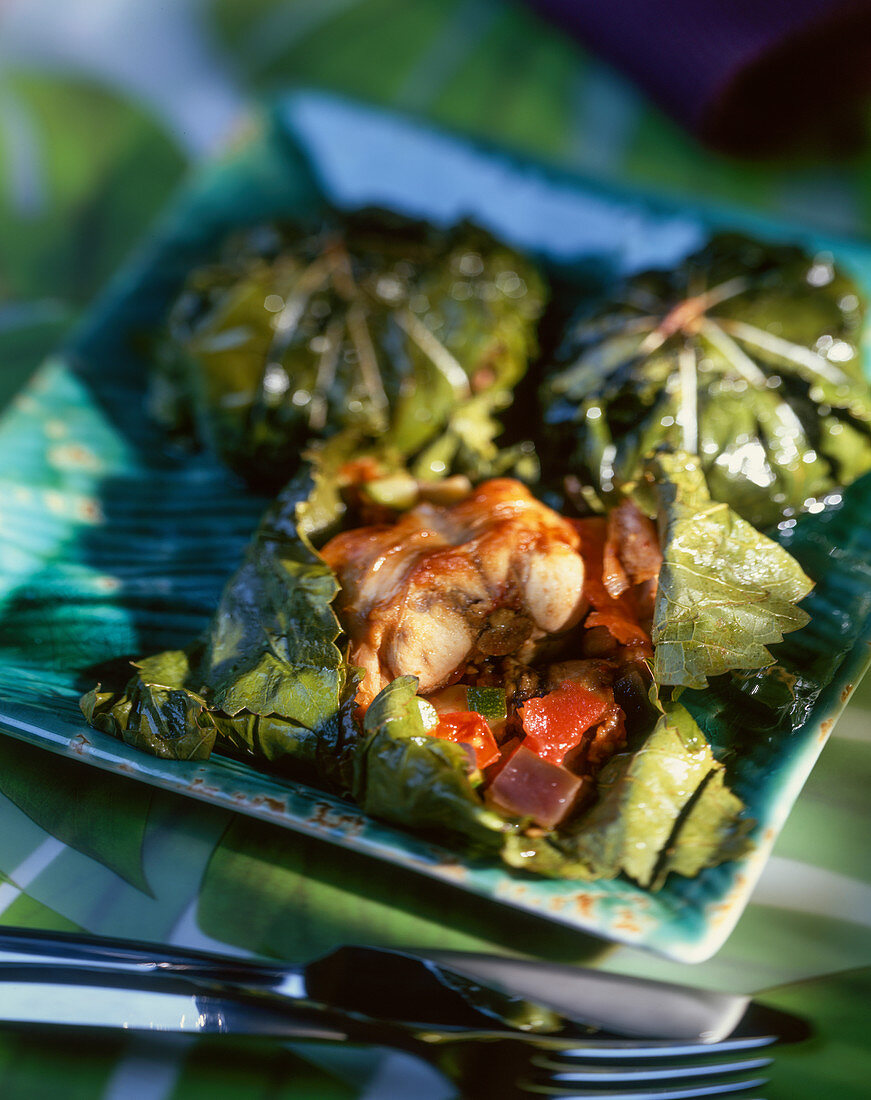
<box><xmin>81</xmin><ymin>459</ymin><xmax>758</xmax><ymax>887</ymax></box>
<box><xmin>540</xmin><ymin>233</ymin><xmax>871</xmax><ymax>527</ymax></box>
<box><xmin>80</xmin><ymin>223</ymin><xmax>854</xmax><ymax>890</ymax></box>
<box><xmin>81</xmin><ymin>461</ymin><xmax>361</xmax><ymax>791</ymax></box>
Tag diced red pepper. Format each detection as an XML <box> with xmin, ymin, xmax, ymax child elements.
<box><xmin>434</xmin><ymin>711</ymin><xmax>501</xmax><ymax>769</ymax></box>
<box><xmin>487</xmin><ymin>745</ymin><xmax>584</xmax><ymax>829</ymax></box>
<box><xmin>518</xmin><ymin>681</ymin><xmax>609</xmax><ymax>765</ymax></box>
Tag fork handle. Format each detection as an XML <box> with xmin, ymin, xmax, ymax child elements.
<box><xmin>0</xmin><ymin>964</ymin><xmax>365</xmax><ymax>1041</ymax></box>
<box><xmin>0</xmin><ymin>926</ymin><xmax>296</xmax><ymax>991</ymax></box>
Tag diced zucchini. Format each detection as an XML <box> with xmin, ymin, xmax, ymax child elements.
<box><xmin>467</xmin><ymin>686</ymin><xmax>507</xmax><ymax>721</ymax></box>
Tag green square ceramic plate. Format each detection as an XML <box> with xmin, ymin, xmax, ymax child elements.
<box><xmin>1</xmin><ymin>91</ymin><xmax>871</xmax><ymax>962</ymax></box>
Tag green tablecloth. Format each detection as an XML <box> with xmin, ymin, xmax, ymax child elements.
<box><xmin>1</xmin><ymin>2</ymin><xmax>870</xmax><ymax>1097</ymax></box>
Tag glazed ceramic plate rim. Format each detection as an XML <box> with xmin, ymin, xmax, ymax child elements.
<box><xmin>1</xmin><ymin>90</ymin><xmax>870</xmax><ymax>963</ymax></box>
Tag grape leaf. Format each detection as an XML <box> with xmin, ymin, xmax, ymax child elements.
<box><xmin>80</xmin><ymin>460</ymin><xmax>358</xmax><ymax>786</ymax></box>
<box><xmin>650</xmin><ymin>450</ymin><xmax>813</xmax><ymax>689</ymax></box>
<box><xmin>354</xmin><ymin>676</ymin><xmax>512</xmax><ymax>851</ymax></box>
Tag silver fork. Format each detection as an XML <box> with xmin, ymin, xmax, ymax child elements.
<box><xmin>395</xmin><ymin>1030</ymin><xmax>780</xmax><ymax>1098</ymax></box>
<box><xmin>0</xmin><ymin>929</ymin><xmax>807</xmax><ymax>1098</ymax></box>
<box><xmin>0</xmin><ymin>970</ymin><xmax>780</xmax><ymax>1099</ymax></box>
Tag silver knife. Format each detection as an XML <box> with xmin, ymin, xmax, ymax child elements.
<box><xmin>418</xmin><ymin>951</ymin><xmax>750</xmax><ymax>1042</ymax></box>
<box><xmin>0</xmin><ymin>927</ymin><xmax>753</xmax><ymax>1042</ymax></box>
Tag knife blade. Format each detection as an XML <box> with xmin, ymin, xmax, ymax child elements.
<box><xmin>418</xmin><ymin>951</ymin><xmax>751</xmax><ymax>1042</ymax></box>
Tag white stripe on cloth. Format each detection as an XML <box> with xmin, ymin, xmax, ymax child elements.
<box><xmin>0</xmin><ymin>836</ymin><xmax>67</xmax><ymax>916</ymax></box>
<box><xmin>101</xmin><ymin>1036</ymin><xmax>191</xmax><ymax>1100</ymax></box>
<box><xmin>751</xmin><ymin>856</ymin><xmax>871</xmax><ymax>926</ymax></box>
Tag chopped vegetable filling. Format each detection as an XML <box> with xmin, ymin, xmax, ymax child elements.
<box><xmin>518</xmin><ymin>682</ymin><xmax>610</xmax><ymax>766</ymax></box>
<box><xmin>433</xmin><ymin>712</ymin><xmax>500</xmax><ymax>769</ymax></box>
<box><xmin>322</xmin><ymin>476</ymin><xmax>653</xmax><ymax>833</ymax></box>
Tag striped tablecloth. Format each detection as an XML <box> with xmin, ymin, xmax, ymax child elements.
<box><xmin>0</xmin><ymin>2</ymin><xmax>869</xmax><ymax>1097</ymax></box>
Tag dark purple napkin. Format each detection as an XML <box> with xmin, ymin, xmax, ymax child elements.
<box><xmin>526</xmin><ymin>0</ymin><xmax>871</xmax><ymax>154</ymax></box>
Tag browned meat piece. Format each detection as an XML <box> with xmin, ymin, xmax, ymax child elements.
<box><xmin>585</xmin><ymin>704</ymin><xmax>627</xmax><ymax>769</ymax></box>
<box><xmin>544</xmin><ymin>659</ymin><xmax>615</xmax><ymax>695</ymax></box>
<box><xmin>501</xmin><ymin>658</ymin><xmax>543</xmax><ymax>718</ymax></box>
<box><xmin>602</xmin><ymin>498</ymin><xmax>662</xmax><ymax>600</ymax></box>
<box><xmin>321</xmin><ymin>479</ymin><xmax>589</xmax><ymax>705</ymax></box>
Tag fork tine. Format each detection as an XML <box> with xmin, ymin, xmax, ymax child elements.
<box><xmin>514</xmin><ymin>1074</ymin><xmax>768</xmax><ymax>1098</ymax></box>
<box><xmin>441</xmin><ymin>1034</ymin><xmax>777</xmax><ymax>1100</ymax></box>
<box><xmin>542</xmin><ymin>1034</ymin><xmax>777</xmax><ymax>1060</ymax></box>
<box><xmin>527</xmin><ymin>1052</ymin><xmax>772</xmax><ymax>1083</ymax></box>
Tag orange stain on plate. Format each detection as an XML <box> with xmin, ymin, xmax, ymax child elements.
<box><xmin>309</xmin><ymin>801</ymin><xmax>365</xmax><ymax>835</ymax></box>
<box><xmin>76</xmin><ymin>498</ymin><xmax>105</xmax><ymax>524</ymax></box>
<box><xmin>708</xmin><ymin>876</ymin><xmax>747</xmax><ymax>926</ymax></box>
<box><xmin>707</xmin><ymin>903</ymin><xmax>730</xmax><ymax>926</ymax></box>
<box><xmin>48</xmin><ymin>443</ymin><xmax>103</xmax><ymax>473</ymax></box>
<box><xmin>248</xmin><ymin>794</ymin><xmax>287</xmax><ymax>815</ymax></box>
<box><xmin>613</xmin><ymin>907</ymin><xmax>643</xmax><ymax>935</ymax></box>
<box><xmin>435</xmin><ymin>860</ymin><xmax>468</xmax><ymax>882</ymax></box>
<box><xmin>189</xmin><ymin>776</ymin><xmax>221</xmax><ymax>796</ymax></box>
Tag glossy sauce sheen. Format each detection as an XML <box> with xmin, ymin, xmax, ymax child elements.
<box><xmin>320</xmin><ymin>479</ymin><xmax>588</xmax><ymax>704</ymax></box>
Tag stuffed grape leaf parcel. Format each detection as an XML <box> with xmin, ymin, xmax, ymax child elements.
<box><xmin>154</xmin><ymin>211</ymin><xmax>546</xmax><ymax>491</ymax></box>
<box><xmin>540</xmin><ymin>233</ymin><xmax>871</xmax><ymax>527</ymax></box>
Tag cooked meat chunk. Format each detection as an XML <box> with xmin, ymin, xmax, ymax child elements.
<box><xmin>602</xmin><ymin>498</ymin><xmax>663</xmax><ymax>599</ymax></box>
<box><xmin>544</xmin><ymin>659</ymin><xmax>615</xmax><ymax>695</ymax></box>
<box><xmin>321</xmin><ymin>478</ymin><xmax>589</xmax><ymax>704</ymax></box>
